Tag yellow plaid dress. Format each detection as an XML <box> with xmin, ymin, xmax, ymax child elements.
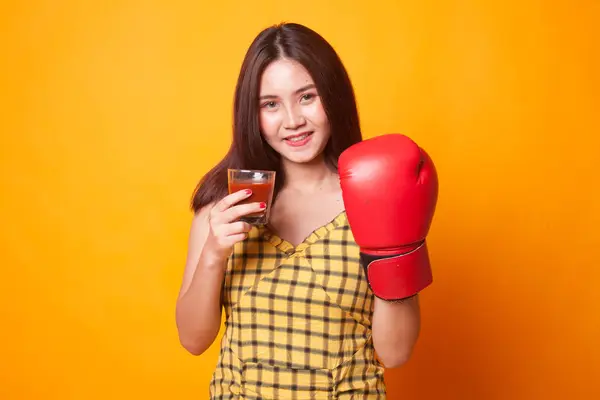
<box><xmin>209</xmin><ymin>211</ymin><xmax>386</xmax><ymax>399</ymax></box>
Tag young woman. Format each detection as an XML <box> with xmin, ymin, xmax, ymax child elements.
<box><xmin>176</xmin><ymin>22</ymin><xmax>421</xmax><ymax>399</ymax></box>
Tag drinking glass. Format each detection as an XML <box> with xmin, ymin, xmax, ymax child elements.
<box><xmin>227</xmin><ymin>169</ymin><xmax>276</xmax><ymax>225</ymax></box>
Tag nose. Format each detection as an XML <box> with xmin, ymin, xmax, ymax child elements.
<box><xmin>283</xmin><ymin>103</ymin><xmax>306</xmax><ymax>130</ymax></box>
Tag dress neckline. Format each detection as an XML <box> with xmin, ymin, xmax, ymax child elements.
<box><xmin>258</xmin><ymin>210</ymin><xmax>348</xmax><ymax>256</ymax></box>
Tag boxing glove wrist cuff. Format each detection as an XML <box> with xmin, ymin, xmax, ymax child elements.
<box><xmin>360</xmin><ymin>241</ymin><xmax>433</xmax><ymax>302</ymax></box>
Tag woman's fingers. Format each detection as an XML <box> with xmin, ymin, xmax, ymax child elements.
<box><xmin>221</xmin><ymin>202</ymin><xmax>265</xmax><ymax>223</ymax></box>
<box><xmin>212</xmin><ymin>189</ymin><xmax>252</xmax><ymax>215</ymax></box>
<box><xmin>222</xmin><ymin>221</ymin><xmax>252</xmax><ymax>237</ymax></box>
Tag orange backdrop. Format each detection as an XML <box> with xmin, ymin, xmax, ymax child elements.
<box><xmin>2</xmin><ymin>0</ymin><xmax>599</xmax><ymax>399</ymax></box>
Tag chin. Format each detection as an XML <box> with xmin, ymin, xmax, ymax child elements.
<box><xmin>279</xmin><ymin>145</ymin><xmax>327</xmax><ymax>165</ymax></box>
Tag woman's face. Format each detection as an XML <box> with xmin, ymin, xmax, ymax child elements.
<box><xmin>258</xmin><ymin>58</ymin><xmax>331</xmax><ymax>165</ymax></box>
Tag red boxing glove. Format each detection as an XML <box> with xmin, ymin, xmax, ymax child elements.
<box><xmin>338</xmin><ymin>134</ymin><xmax>439</xmax><ymax>301</ymax></box>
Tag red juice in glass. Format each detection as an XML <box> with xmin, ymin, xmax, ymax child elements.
<box><xmin>227</xmin><ymin>169</ymin><xmax>276</xmax><ymax>225</ymax></box>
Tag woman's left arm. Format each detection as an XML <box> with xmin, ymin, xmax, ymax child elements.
<box><xmin>371</xmin><ymin>294</ymin><xmax>421</xmax><ymax>368</ymax></box>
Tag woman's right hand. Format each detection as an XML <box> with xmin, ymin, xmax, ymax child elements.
<box><xmin>202</xmin><ymin>189</ymin><xmax>266</xmax><ymax>264</ymax></box>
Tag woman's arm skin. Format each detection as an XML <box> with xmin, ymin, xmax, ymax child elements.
<box><xmin>371</xmin><ymin>295</ymin><xmax>421</xmax><ymax>368</ymax></box>
<box><xmin>175</xmin><ymin>190</ymin><xmax>263</xmax><ymax>355</ymax></box>
<box><xmin>175</xmin><ymin>206</ymin><xmax>226</xmax><ymax>355</ymax></box>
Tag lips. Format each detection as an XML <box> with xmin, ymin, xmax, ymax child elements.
<box><xmin>283</xmin><ymin>131</ymin><xmax>314</xmax><ymax>148</ymax></box>
<box><xmin>284</xmin><ymin>131</ymin><xmax>313</xmax><ymax>143</ymax></box>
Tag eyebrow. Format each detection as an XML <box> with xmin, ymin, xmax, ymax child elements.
<box><xmin>259</xmin><ymin>84</ymin><xmax>316</xmax><ymax>100</ymax></box>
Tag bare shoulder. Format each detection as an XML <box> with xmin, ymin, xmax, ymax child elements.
<box><xmin>178</xmin><ymin>202</ymin><xmax>215</xmax><ymax>298</ymax></box>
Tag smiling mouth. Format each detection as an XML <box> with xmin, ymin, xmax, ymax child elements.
<box><xmin>284</xmin><ymin>131</ymin><xmax>313</xmax><ymax>143</ymax></box>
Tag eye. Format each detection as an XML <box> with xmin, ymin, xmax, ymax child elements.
<box><xmin>261</xmin><ymin>101</ymin><xmax>277</xmax><ymax>109</ymax></box>
<box><xmin>300</xmin><ymin>93</ymin><xmax>316</xmax><ymax>103</ymax></box>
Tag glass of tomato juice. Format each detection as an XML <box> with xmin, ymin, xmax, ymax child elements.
<box><xmin>227</xmin><ymin>169</ymin><xmax>276</xmax><ymax>225</ymax></box>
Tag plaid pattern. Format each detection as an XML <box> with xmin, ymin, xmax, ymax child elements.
<box><xmin>209</xmin><ymin>211</ymin><xmax>386</xmax><ymax>399</ymax></box>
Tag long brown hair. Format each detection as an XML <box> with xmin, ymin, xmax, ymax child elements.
<box><xmin>190</xmin><ymin>22</ymin><xmax>363</xmax><ymax>213</ymax></box>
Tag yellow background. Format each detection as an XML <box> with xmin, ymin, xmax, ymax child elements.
<box><xmin>2</xmin><ymin>0</ymin><xmax>599</xmax><ymax>398</ymax></box>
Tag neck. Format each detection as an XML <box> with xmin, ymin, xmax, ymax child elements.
<box><xmin>281</xmin><ymin>157</ymin><xmax>338</xmax><ymax>193</ymax></box>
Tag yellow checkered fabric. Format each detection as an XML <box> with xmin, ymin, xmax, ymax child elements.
<box><xmin>209</xmin><ymin>211</ymin><xmax>386</xmax><ymax>399</ymax></box>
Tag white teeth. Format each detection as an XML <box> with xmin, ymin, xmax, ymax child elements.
<box><xmin>287</xmin><ymin>133</ymin><xmax>309</xmax><ymax>142</ymax></box>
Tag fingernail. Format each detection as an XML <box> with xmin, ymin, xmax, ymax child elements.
<box><xmin>245</xmin><ymin>189</ymin><xmax>252</xmax><ymax>195</ymax></box>
<box><xmin>259</xmin><ymin>202</ymin><xmax>266</xmax><ymax>209</ymax></box>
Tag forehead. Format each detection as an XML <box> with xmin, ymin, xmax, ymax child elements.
<box><xmin>260</xmin><ymin>58</ymin><xmax>314</xmax><ymax>94</ymax></box>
